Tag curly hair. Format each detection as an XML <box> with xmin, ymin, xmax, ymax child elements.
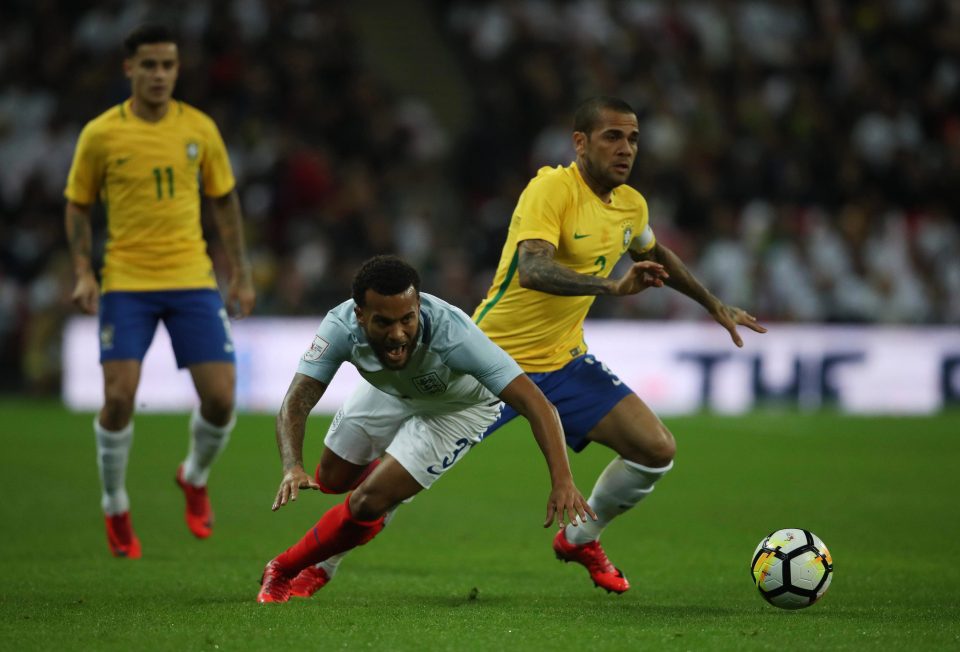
<box><xmin>352</xmin><ymin>255</ymin><xmax>421</xmax><ymax>306</ymax></box>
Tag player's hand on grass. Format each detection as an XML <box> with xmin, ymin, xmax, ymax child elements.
<box><xmin>710</xmin><ymin>303</ymin><xmax>767</xmax><ymax>347</ymax></box>
<box><xmin>227</xmin><ymin>272</ymin><xmax>256</xmax><ymax>319</ymax></box>
<box><xmin>544</xmin><ymin>480</ymin><xmax>597</xmax><ymax>528</ymax></box>
<box><xmin>71</xmin><ymin>272</ymin><xmax>100</xmax><ymax>315</ymax></box>
<box><xmin>612</xmin><ymin>261</ymin><xmax>668</xmax><ymax>296</ymax></box>
<box><xmin>272</xmin><ymin>466</ymin><xmax>321</xmax><ymax>511</ymax></box>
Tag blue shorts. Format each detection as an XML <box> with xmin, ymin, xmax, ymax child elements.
<box><xmin>99</xmin><ymin>289</ymin><xmax>235</xmax><ymax>368</ymax></box>
<box><xmin>483</xmin><ymin>354</ymin><xmax>633</xmax><ymax>452</ymax></box>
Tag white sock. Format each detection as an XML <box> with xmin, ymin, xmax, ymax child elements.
<box><xmin>181</xmin><ymin>407</ymin><xmax>235</xmax><ymax>486</ymax></box>
<box><xmin>316</xmin><ymin>504</ymin><xmax>400</xmax><ymax>578</ymax></box>
<box><xmin>94</xmin><ymin>419</ymin><xmax>133</xmax><ymax>515</ymax></box>
<box><xmin>565</xmin><ymin>457</ymin><xmax>673</xmax><ymax>545</ymax></box>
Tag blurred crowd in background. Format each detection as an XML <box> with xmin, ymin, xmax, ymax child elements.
<box><xmin>1</xmin><ymin>0</ymin><xmax>959</xmax><ymax>393</ymax></box>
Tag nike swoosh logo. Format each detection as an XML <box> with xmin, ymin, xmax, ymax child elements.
<box><xmin>115</xmin><ymin>156</ymin><xmax>131</xmax><ymax>166</ymax></box>
<box><xmin>573</xmin><ymin>232</ymin><xmax>591</xmax><ymax>239</ymax></box>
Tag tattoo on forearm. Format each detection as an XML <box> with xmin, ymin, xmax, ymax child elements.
<box><xmin>650</xmin><ymin>243</ymin><xmax>715</xmax><ymax>308</ymax></box>
<box><xmin>519</xmin><ymin>240</ymin><xmax>613</xmax><ymax>296</ymax></box>
<box><xmin>276</xmin><ymin>378</ymin><xmax>324</xmax><ymax>469</ymax></box>
<box><xmin>212</xmin><ymin>193</ymin><xmax>250</xmax><ymax>273</ymax></box>
<box><xmin>67</xmin><ymin>208</ymin><xmax>92</xmax><ymax>260</ymax></box>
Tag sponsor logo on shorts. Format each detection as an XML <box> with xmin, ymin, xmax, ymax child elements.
<box><xmin>100</xmin><ymin>323</ymin><xmax>115</xmax><ymax>350</ymax></box>
<box><xmin>303</xmin><ymin>335</ymin><xmax>329</xmax><ymax>361</ymax></box>
<box><xmin>413</xmin><ymin>372</ymin><xmax>447</xmax><ymax>395</ymax></box>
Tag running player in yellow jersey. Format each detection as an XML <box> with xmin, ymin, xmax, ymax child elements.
<box><xmin>474</xmin><ymin>96</ymin><xmax>767</xmax><ymax>593</ymax></box>
<box><xmin>64</xmin><ymin>24</ymin><xmax>255</xmax><ymax>558</ymax></box>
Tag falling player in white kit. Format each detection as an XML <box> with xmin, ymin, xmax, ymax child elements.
<box><xmin>256</xmin><ymin>255</ymin><xmax>595</xmax><ymax>603</ymax></box>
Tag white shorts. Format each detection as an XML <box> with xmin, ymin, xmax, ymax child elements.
<box><xmin>323</xmin><ymin>382</ymin><xmax>502</xmax><ymax>489</ymax></box>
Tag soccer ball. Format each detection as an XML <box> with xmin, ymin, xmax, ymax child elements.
<box><xmin>750</xmin><ymin>528</ymin><xmax>833</xmax><ymax>609</ymax></box>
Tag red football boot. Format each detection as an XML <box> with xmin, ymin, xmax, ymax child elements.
<box><xmin>175</xmin><ymin>465</ymin><xmax>213</xmax><ymax>539</ymax></box>
<box><xmin>105</xmin><ymin>512</ymin><xmax>142</xmax><ymax>559</ymax></box>
<box><xmin>289</xmin><ymin>565</ymin><xmax>331</xmax><ymax>598</ymax></box>
<box><xmin>553</xmin><ymin>528</ymin><xmax>629</xmax><ymax>594</ymax></box>
<box><xmin>257</xmin><ymin>560</ymin><xmax>294</xmax><ymax>603</ymax></box>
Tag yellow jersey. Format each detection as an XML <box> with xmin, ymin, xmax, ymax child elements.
<box><xmin>473</xmin><ymin>163</ymin><xmax>656</xmax><ymax>372</ymax></box>
<box><xmin>64</xmin><ymin>98</ymin><xmax>236</xmax><ymax>292</ymax></box>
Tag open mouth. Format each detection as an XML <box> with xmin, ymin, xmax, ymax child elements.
<box><xmin>383</xmin><ymin>343</ymin><xmax>407</xmax><ymax>364</ymax></box>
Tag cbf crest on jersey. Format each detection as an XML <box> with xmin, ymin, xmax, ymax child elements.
<box><xmin>185</xmin><ymin>141</ymin><xmax>200</xmax><ymax>162</ymax></box>
<box><xmin>622</xmin><ymin>223</ymin><xmax>633</xmax><ymax>250</ymax></box>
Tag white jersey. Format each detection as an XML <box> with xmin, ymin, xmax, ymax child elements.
<box><xmin>297</xmin><ymin>293</ymin><xmax>523</xmax><ymax>415</ymax></box>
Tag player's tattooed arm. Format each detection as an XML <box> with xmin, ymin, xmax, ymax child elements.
<box><xmin>632</xmin><ymin>242</ymin><xmax>767</xmax><ymax>346</ymax></box>
<box><xmin>276</xmin><ymin>373</ymin><xmax>325</xmax><ymax>472</ymax></box>
<box><xmin>210</xmin><ymin>189</ymin><xmax>256</xmax><ymax>318</ymax></box>
<box><xmin>631</xmin><ymin>241</ymin><xmax>717</xmax><ymax>308</ymax></box>
<box><xmin>518</xmin><ymin>239</ymin><xmax>667</xmax><ymax>297</ymax></box>
<box><xmin>273</xmin><ymin>373</ymin><xmax>325</xmax><ymax>510</ymax></box>
<box><xmin>65</xmin><ymin>201</ymin><xmax>93</xmax><ymax>269</ymax></box>
<box><xmin>517</xmin><ymin>239</ymin><xmax>618</xmax><ymax>295</ymax></box>
<box><xmin>65</xmin><ymin>201</ymin><xmax>99</xmax><ymax>314</ymax></box>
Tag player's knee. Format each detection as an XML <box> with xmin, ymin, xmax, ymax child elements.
<box><xmin>101</xmin><ymin>389</ymin><xmax>135</xmax><ymax>427</ymax></box>
<box><xmin>348</xmin><ymin>487</ymin><xmax>392</xmax><ymax>522</ymax></box>
<box><xmin>314</xmin><ymin>464</ymin><xmax>350</xmax><ymax>494</ymax></box>
<box><xmin>650</xmin><ymin>425</ymin><xmax>677</xmax><ymax>466</ymax></box>
<box><xmin>200</xmin><ymin>394</ymin><xmax>234</xmax><ymax>427</ymax></box>
<box><xmin>624</xmin><ymin>423</ymin><xmax>676</xmax><ymax>468</ymax></box>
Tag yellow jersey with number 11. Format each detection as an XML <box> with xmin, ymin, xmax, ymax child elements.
<box><xmin>64</xmin><ymin>98</ymin><xmax>235</xmax><ymax>292</ymax></box>
<box><xmin>473</xmin><ymin>162</ymin><xmax>656</xmax><ymax>372</ymax></box>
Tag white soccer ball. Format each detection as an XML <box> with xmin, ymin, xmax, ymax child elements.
<box><xmin>750</xmin><ymin>528</ymin><xmax>833</xmax><ymax>609</ymax></box>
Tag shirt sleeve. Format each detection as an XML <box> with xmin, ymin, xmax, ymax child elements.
<box><xmin>513</xmin><ymin>172</ymin><xmax>571</xmax><ymax>248</ymax></box>
<box><xmin>630</xmin><ymin>224</ymin><xmax>657</xmax><ymax>254</ymax></box>
<box><xmin>628</xmin><ymin>192</ymin><xmax>656</xmax><ymax>254</ymax></box>
<box><xmin>295</xmin><ymin>314</ymin><xmax>353</xmax><ymax>385</ymax></box>
<box><xmin>441</xmin><ymin>309</ymin><xmax>523</xmax><ymax>395</ymax></box>
<box><xmin>200</xmin><ymin>118</ymin><xmax>236</xmax><ymax>198</ymax></box>
<box><xmin>64</xmin><ymin>123</ymin><xmax>103</xmax><ymax>205</ymax></box>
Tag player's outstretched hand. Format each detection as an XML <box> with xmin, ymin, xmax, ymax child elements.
<box><xmin>544</xmin><ymin>479</ymin><xmax>597</xmax><ymax>529</ymax></box>
<box><xmin>272</xmin><ymin>466</ymin><xmax>321</xmax><ymax>511</ymax></box>
<box><xmin>612</xmin><ymin>261</ymin><xmax>669</xmax><ymax>296</ymax></box>
<box><xmin>227</xmin><ymin>273</ymin><xmax>256</xmax><ymax>319</ymax></box>
<box><xmin>71</xmin><ymin>272</ymin><xmax>100</xmax><ymax>315</ymax></box>
<box><xmin>710</xmin><ymin>303</ymin><xmax>767</xmax><ymax>347</ymax></box>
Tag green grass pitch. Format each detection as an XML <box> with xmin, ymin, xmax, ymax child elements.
<box><xmin>1</xmin><ymin>400</ymin><xmax>958</xmax><ymax>651</ymax></box>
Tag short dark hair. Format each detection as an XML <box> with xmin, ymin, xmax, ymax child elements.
<box><xmin>123</xmin><ymin>24</ymin><xmax>178</xmax><ymax>57</ymax></box>
<box><xmin>574</xmin><ymin>96</ymin><xmax>636</xmax><ymax>135</ymax></box>
<box><xmin>352</xmin><ymin>255</ymin><xmax>421</xmax><ymax>307</ymax></box>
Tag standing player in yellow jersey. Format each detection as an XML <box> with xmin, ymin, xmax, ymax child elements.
<box><xmin>474</xmin><ymin>96</ymin><xmax>766</xmax><ymax>593</ymax></box>
<box><xmin>64</xmin><ymin>24</ymin><xmax>256</xmax><ymax>558</ymax></box>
